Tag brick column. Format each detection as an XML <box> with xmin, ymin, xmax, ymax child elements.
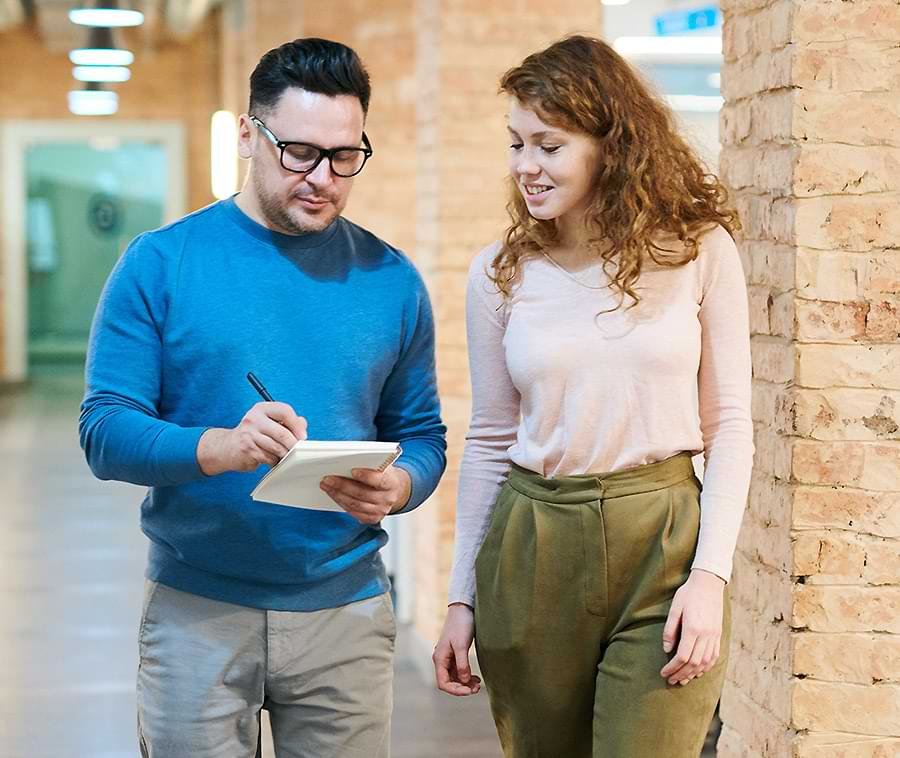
<box><xmin>719</xmin><ymin>1</ymin><xmax>900</xmax><ymax>755</ymax></box>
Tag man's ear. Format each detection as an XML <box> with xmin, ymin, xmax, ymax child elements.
<box><xmin>237</xmin><ymin>113</ymin><xmax>255</xmax><ymax>160</ymax></box>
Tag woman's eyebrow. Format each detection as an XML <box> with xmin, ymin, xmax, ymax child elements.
<box><xmin>506</xmin><ymin>127</ymin><xmax>560</xmax><ymax>141</ymax></box>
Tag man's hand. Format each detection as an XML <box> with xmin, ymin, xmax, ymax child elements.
<box><xmin>196</xmin><ymin>402</ymin><xmax>307</xmax><ymax>476</ymax></box>
<box><xmin>319</xmin><ymin>465</ymin><xmax>411</xmax><ymax>525</ymax></box>
<box><xmin>660</xmin><ymin>568</ymin><xmax>726</xmax><ymax>687</ymax></box>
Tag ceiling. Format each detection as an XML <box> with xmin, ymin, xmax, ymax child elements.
<box><xmin>0</xmin><ymin>0</ymin><xmax>222</xmax><ymax>50</ymax></box>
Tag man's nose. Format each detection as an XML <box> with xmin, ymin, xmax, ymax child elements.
<box><xmin>305</xmin><ymin>156</ymin><xmax>334</xmax><ymax>187</ymax></box>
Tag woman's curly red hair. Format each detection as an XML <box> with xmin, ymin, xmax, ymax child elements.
<box><xmin>492</xmin><ymin>35</ymin><xmax>740</xmax><ymax>308</ymax></box>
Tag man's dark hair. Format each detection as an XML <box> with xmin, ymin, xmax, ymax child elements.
<box><xmin>249</xmin><ymin>38</ymin><xmax>371</xmax><ymax>116</ymax></box>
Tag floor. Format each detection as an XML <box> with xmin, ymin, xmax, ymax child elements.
<box><xmin>0</xmin><ymin>369</ymin><xmax>717</xmax><ymax>757</ymax></box>
<box><xmin>0</xmin><ymin>369</ymin><xmax>501</xmax><ymax>758</ymax></box>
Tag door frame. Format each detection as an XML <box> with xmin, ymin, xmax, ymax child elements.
<box><xmin>0</xmin><ymin>120</ymin><xmax>186</xmax><ymax>381</ymax></box>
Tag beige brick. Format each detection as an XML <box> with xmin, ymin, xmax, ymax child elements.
<box><xmin>718</xmin><ymin>685</ymin><xmax>795</xmax><ymax>757</ymax></box>
<box><xmin>793</xmin><ymin>0</ymin><xmax>900</xmax><ymax>46</ymax></box>
<box><xmin>751</xmin><ymin>425</ymin><xmax>793</xmax><ymax>481</ymax></box>
<box><xmin>720</xmin><ymin>146</ymin><xmax>795</xmax><ymax>193</ymax></box>
<box><xmin>795</xmin><ymin>91</ymin><xmax>900</xmax><ymax>148</ymax></box>
<box><xmin>722</xmin><ymin>1</ymin><xmax>792</xmax><ymax>62</ymax></box>
<box><xmin>792</xmin><ymin>45</ymin><xmax>900</xmax><ymax>95</ymax></box>
<box><xmin>792</xmin><ymin>440</ymin><xmax>900</xmax><ymax>490</ymax></box>
<box><xmin>792</xmin><ymin>388</ymin><xmax>900</xmax><ymax>441</ymax></box>
<box><xmin>731</xmin><ymin>599</ymin><xmax>795</xmax><ymax>675</ymax></box>
<box><xmin>747</xmin><ymin>241</ymin><xmax>796</xmax><ymax>291</ymax></box>
<box><xmin>864</xmin><ymin>252</ymin><xmax>900</xmax><ymax>294</ymax></box>
<box><xmin>721</xmin><ymin>46</ymin><xmax>793</xmax><ymax>102</ymax></box>
<box><xmin>793</xmin><ymin>584</ymin><xmax>900</xmax><ymax>633</ymax></box>
<box><xmin>794</xmin><ymin>146</ymin><xmax>900</xmax><ymax>197</ymax></box>
<box><xmin>752</xmin><ymin>337</ymin><xmax>796</xmax><ymax>383</ymax></box>
<box><xmin>866</xmin><ymin>297</ymin><xmax>900</xmax><ymax>342</ymax></box>
<box><xmin>742</xmin><ymin>512</ymin><xmax>793</xmax><ymax>573</ymax></box>
<box><xmin>728</xmin><ymin>644</ymin><xmax>793</xmax><ymax>723</ymax></box>
<box><xmin>794</xmin><ymin>732</ymin><xmax>900</xmax><ymax>758</ymax></box>
<box><xmin>795</xmin><ymin>299</ymin><xmax>867</xmax><ymax>342</ymax></box>
<box><xmin>792</xmin><ymin>531</ymin><xmax>868</xmax><ymax>581</ymax></box>
<box><xmin>795</xmin><ymin>249</ymin><xmax>864</xmax><ymax>301</ymax></box>
<box><xmin>793</xmin><ymin>680</ymin><xmax>900</xmax><ymax>736</ymax></box>
<box><xmin>747</xmin><ymin>471</ymin><xmax>793</xmax><ymax>528</ymax></box>
<box><xmin>792</xmin><ymin>486</ymin><xmax>900</xmax><ymax>538</ymax></box>
<box><xmin>864</xmin><ymin>538</ymin><xmax>900</xmax><ymax>586</ymax></box>
<box><xmin>794</xmin><ymin>195</ymin><xmax>900</xmax><ymax>252</ymax></box>
<box><xmin>796</xmin><ymin>344</ymin><xmax>900</xmax><ymax>390</ymax></box>
<box><xmin>793</xmin><ymin>632</ymin><xmax>900</xmax><ymax>684</ymax></box>
<box><xmin>730</xmin><ymin>551</ymin><xmax>794</xmax><ymax>627</ymax></box>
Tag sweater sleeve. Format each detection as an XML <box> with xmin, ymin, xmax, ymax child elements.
<box><xmin>377</xmin><ymin>265</ymin><xmax>447</xmax><ymax>513</ymax></box>
<box><xmin>78</xmin><ymin>233</ymin><xmax>209</xmax><ymax>487</ymax></box>
<box><xmin>447</xmin><ymin>245</ymin><xmax>521</xmax><ymax>607</ymax></box>
<box><xmin>691</xmin><ymin>226</ymin><xmax>755</xmax><ymax>582</ymax></box>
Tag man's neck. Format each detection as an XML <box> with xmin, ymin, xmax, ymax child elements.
<box><xmin>233</xmin><ymin>188</ymin><xmax>296</xmax><ymax>236</ymax></box>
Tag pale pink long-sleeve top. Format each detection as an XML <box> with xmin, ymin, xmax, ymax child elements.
<box><xmin>448</xmin><ymin>225</ymin><xmax>755</xmax><ymax>607</ymax></box>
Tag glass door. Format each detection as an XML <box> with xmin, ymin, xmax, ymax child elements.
<box><xmin>25</xmin><ymin>139</ymin><xmax>168</xmax><ymax>367</ymax></box>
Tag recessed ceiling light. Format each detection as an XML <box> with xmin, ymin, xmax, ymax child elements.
<box><xmin>73</xmin><ymin>65</ymin><xmax>132</xmax><ymax>83</ymax></box>
<box><xmin>68</xmin><ymin>89</ymin><xmax>119</xmax><ymax>116</ymax></box>
<box><xmin>69</xmin><ymin>1</ymin><xmax>144</xmax><ymax>27</ymax></box>
<box><xmin>69</xmin><ymin>26</ymin><xmax>134</xmax><ymax>66</ymax></box>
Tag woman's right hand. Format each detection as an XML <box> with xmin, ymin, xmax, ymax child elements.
<box><xmin>433</xmin><ymin>603</ymin><xmax>482</xmax><ymax>696</ymax></box>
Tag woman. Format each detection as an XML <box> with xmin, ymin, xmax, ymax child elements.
<box><xmin>432</xmin><ymin>35</ymin><xmax>753</xmax><ymax>757</ymax></box>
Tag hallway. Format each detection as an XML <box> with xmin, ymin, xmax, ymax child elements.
<box><xmin>0</xmin><ymin>370</ymin><xmax>501</xmax><ymax>758</ymax></box>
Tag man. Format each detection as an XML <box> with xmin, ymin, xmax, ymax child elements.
<box><xmin>79</xmin><ymin>38</ymin><xmax>446</xmax><ymax>757</ymax></box>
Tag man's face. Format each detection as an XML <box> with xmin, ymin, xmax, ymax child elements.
<box><xmin>240</xmin><ymin>88</ymin><xmax>366</xmax><ymax>234</ymax></box>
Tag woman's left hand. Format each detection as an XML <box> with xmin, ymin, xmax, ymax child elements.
<box><xmin>660</xmin><ymin>568</ymin><xmax>725</xmax><ymax>686</ymax></box>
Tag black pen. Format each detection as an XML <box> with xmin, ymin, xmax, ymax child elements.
<box><xmin>246</xmin><ymin>372</ymin><xmax>274</xmax><ymax>402</ymax></box>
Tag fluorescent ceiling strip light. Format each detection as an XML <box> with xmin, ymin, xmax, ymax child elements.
<box><xmin>665</xmin><ymin>94</ymin><xmax>725</xmax><ymax>112</ymax></box>
<box><xmin>211</xmin><ymin>110</ymin><xmax>239</xmax><ymax>200</ymax></box>
<box><xmin>69</xmin><ymin>48</ymin><xmax>134</xmax><ymax>66</ymax></box>
<box><xmin>73</xmin><ymin>65</ymin><xmax>131</xmax><ymax>82</ymax></box>
<box><xmin>68</xmin><ymin>90</ymin><xmax>119</xmax><ymax>116</ymax></box>
<box><xmin>613</xmin><ymin>36</ymin><xmax>722</xmax><ymax>58</ymax></box>
<box><xmin>69</xmin><ymin>8</ymin><xmax>144</xmax><ymax>27</ymax></box>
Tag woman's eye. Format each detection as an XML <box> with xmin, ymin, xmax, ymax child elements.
<box><xmin>509</xmin><ymin>143</ymin><xmax>523</xmax><ymax>150</ymax></box>
<box><xmin>542</xmin><ymin>145</ymin><xmax>561</xmax><ymax>154</ymax></box>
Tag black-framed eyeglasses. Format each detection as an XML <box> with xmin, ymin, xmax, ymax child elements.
<box><xmin>250</xmin><ymin>116</ymin><xmax>373</xmax><ymax>178</ymax></box>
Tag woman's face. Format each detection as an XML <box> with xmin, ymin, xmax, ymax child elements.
<box><xmin>506</xmin><ymin>98</ymin><xmax>600</xmax><ymax>233</ymax></box>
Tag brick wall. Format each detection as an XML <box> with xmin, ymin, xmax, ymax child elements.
<box><xmin>718</xmin><ymin>1</ymin><xmax>900</xmax><ymax>754</ymax></box>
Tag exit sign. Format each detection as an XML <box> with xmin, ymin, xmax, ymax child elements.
<box><xmin>654</xmin><ymin>6</ymin><xmax>721</xmax><ymax>36</ymax></box>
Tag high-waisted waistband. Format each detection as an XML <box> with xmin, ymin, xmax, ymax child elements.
<box><xmin>506</xmin><ymin>452</ymin><xmax>696</xmax><ymax>504</ymax></box>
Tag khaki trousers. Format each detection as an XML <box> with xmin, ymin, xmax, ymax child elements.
<box><xmin>474</xmin><ymin>453</ymin><xmax>730</xmax><ymax>758</ymax></box>
<box><xmin>137</xmin><ymin>582</ymin><xmax>396</xmax><ymax>758</ymax></box>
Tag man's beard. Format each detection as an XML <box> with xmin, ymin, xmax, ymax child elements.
<box><xmin>252</xmin><ymin>169</ymin><xmax>338</xmax><ymax>235</ymax></box>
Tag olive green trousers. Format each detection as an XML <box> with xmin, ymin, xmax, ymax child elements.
<box><xmin>474</xmin><ymin>453</ymin><xmax>730</xmax><ymax>758</ymax></box>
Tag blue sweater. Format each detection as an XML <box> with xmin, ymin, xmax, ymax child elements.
<box><xmin>79</xmin><ymin>198</ymin><xmax>446</xmax><ymax>611</ymax></box>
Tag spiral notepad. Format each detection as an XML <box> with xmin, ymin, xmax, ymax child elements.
<box><xmin>250</xmin><ymin>440</ymin><xmax>402</xmax><ymax>511</ymax></box>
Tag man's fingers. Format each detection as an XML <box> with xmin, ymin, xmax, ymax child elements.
<box><xmin>351</xmin><ymin>468</ymin><xmax>389</xmax><ymax>489</ymax></box>
<box><xmin>259</xmin><ymin>414</ymin><xmax>303</xmax><ymax>452</ymax></box>
<box><xmin>322</xmin><ymin>475</ymin><xmax>387</xmax><ymax>505</ymax></box>
<box><xmin>321</xmin><ymin>485</ymin><xmax>384</xmax><ymax>524</ymax></box>
<box><xmin>261</xmin><ymin>402</ymin><xmax>308</xmax><ymax>441</ymax></box>
<box><xmin>253</xmin><ymin>422</ymin><xmax>294</xmax><ymax>459</ymax></box>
